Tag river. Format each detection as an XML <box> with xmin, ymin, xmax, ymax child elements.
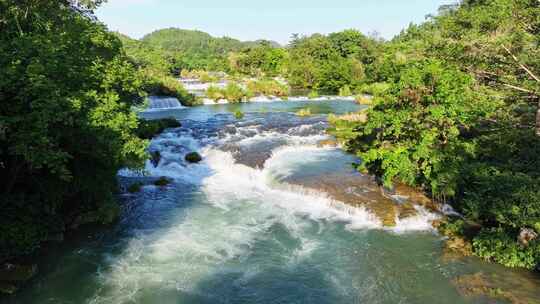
<box><xmin>8</xmin><ymin>100</ymin><xmax>540</xmax><ymax>304</ymax></box>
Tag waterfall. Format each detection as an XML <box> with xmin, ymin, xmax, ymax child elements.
<box><xmin>147</xmin><ymin>96</ymin><xmax>185</xmax><ymax>110</ymax></box>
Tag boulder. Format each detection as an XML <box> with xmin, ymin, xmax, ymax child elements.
<box><xmin>185</xmin><ymin>152</ymin><xmax>202</xmax><ymax>163</ymax></box>
<box><xmin>154</xmin><ymin>176</ymin><xmax>171</xmax><ymax>187</ymax></box>
<box><xmin>150</xmin><ymin>150</ymin><xmax>161</xmax><ymax>168</ymax></box>
<box><xmin>127</xmin><ymin>182</ymin><xmax>143</xmax><ymax>193</ymax></box>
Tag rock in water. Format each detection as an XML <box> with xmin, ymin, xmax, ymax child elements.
<box><xmin>150</xmin><ymin>150</ymin><xmax>161</xmax><ymax>168</ymax></box>
<box><xmin>154</xmin><ymin>176</ymin><xmax>171</xmax><ymax>187</ymax></box>
<box><xmin>518</xmin><ymin>228</ymin><xmax>538</xmax><ymax>247</ymax></box>
<box><xmin>185</xmin><ymin>152</ymin><xmax>202</xmax><ymax>163</ymax></box>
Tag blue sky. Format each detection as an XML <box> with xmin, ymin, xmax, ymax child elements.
<box><xmin>96</xmin><ymin>0</ymin><xmax>457</xmax><ymax>44</ymax></box>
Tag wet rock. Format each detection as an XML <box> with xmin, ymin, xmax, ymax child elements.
<box><xmin>393</xmin><ymin>183</ymin><xmax>438</xmax><ymax>212</ymax></box>
<box><xmin>518</xmin><ymin>228</ymin><xmax>538</xmax><ymax>247</ymax></box>
<box><xmin>127</xmin><ymin>182</ymin><xmax>143</xmax><ymax>193</ymax></box>
<box><xmin>150</xmin><ymin>150</ymin><xmax>161</xmax><ymax>168</ymax></box>
<box><xmin>317</xmin><ymin>139</ymin><xmax>338</xmax><ymax>148</ymax></box>
<box><xmin>0</xmin><ymin>264</ymin><xmax>37</xmax><ymax>282</ymax></box>
<box><xmin>397</xmin><ymin>202</ymin><xmax>418</xmax><ymax>220</ymax></box>
<box><xmin>444</xmin><ymin>236</ymin><xmax>473</xmax><ymax>256</ymax></box>
<box><xmin>453</xmin><ymin>272</ymin><xmax>540</xmax><ymax>304</ymax></box>
<box><xmin>154</xmin><ymin>176</ymin><xmax>171</xmax><ymax>187</ymax></box>
<box><xmin>365</xmin><ymin>198</ymin><xmax>398</xmax><ymax>227</ymax></box>
<box><xmin>431</xmin><ymin>219</ymin><xmax>443</xmax><ymax>229</ymax></box>
<box><xmin>185</xmin><ymin>152</ymin><xmax>202</xmax><ymax>163</ymax></box>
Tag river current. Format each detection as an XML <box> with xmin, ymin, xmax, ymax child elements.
<box><xmin>8</xmin><ymin>100</ymin><xmax>540</xmax><ymax>304</ymax></box>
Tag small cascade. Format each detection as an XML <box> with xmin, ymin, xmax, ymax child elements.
<box><xmin>147</xmin><ymin>96</ymin><xmax>184</xmax><ymax>110</ymax></box>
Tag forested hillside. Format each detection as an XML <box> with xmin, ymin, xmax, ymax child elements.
<box><xmin>139</xmin><ymin>28</ymin><xmax>280</xmax><ymax>72</ymax></box>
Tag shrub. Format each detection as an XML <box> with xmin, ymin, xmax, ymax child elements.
<box><xmin>223</xmin><ymin>83</ymin><xmax>246</xmax><ymax>103</ymax></box>
<box><xmin>356</xmin><ymin>82</ymin><xmax>391</xmax><ymax>96</ymax></box>
<box><xmin>206</xmin><ymin>85</ymin><xmax>225</xmax><ymax>101</ymax></box>
<box><xmin>473</xmin><ymin>228</ymin><xmax>540</xmax><ymax>269</ymax></box>
<box><xmin>142</xmin><ymin>69</ymin><xmax>198</xmax><ymax>106</ymax></box>
<box><xmin>246</xmin><ymin>80</ymin><xmax>290</xmax><ymax>97</ymax></box>
<box><xmin>308</xmin><ymin>91</ymin><xmax>319</xmax><ymax>99</ymax></box>
<box><xmin>136</xmin><ymin>118</ymin><xmax>181</xmax><ymax>139</ymax></box>
<box><xmin>339</xmin><ymin>85</ymin><xmax>352</xmax><ymax>96</ymax></box>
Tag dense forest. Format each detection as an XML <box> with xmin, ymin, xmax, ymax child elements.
<box><xmin>330</xmin><ymin>0</ymin><xmax>540</xmax><ymax>269</ymax></box>
<box><xmin>1</xmin><ymin>0</ymin><xmax>539</xmax><ymax>278</ymax></box>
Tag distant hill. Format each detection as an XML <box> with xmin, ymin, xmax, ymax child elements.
<box><xmin>141</xmin><ymin>28</ymin><xmax>281</xmax><ymax>55</ymax></box>
<box><xmin>114</xmin><ymin>28</ymin><xmax>280</xmax><ymax>71</ymax></box>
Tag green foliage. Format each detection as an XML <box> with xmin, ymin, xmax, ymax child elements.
<box><xmin>356</xmin><ymin>82</ymin><xmax>391</xmax><ymax>96</ymax></box>
<box><xmin>339</xmin><ymin>85</ymin><xmax>352</xmax><ymax>96</ymax></box>
<box><xmin>246</xmin><ymin>80</ymin><xmax>290</xmax><ymax>97</ymax></box>
<box><xmin>223</xmin><ymin>83</ymin><xmax>246</xmax><ymax>102</ymax></box>
<box><xmin>206</xmin><ymin>83</ymin><xmax>248</xmax><ymax>103</ymax></box>
<box><xmin>113</xmin><ymin>33</ymin><xmax>197</xmax><ymax>106</ymax></box>
<box><xmin>287</xmin><ymin>30</ymin><xmax>381</xmax><ymax>93</ymax></box>
<box><xmin>206</xmin><ymin>86</ymin><xmax>225</xmax><ymax>101</ymax></box>
<box><xmin>141</xmin><ymin>70</ymin><xmax>197</xmax><ymax>106</ymax></box>
<box><xmin>308</xmin><ymin>91</ymin><xmax>320</xmax><ymax>99</ymax></box>
<box><xmin>141</xmin><ymin>28</ymin><xmax>274</xmax><ymax>71</ymax></box>
<box><xmin>473</xmin><ymin>228</ymin><xmax>540</xmax><ymax>269</ymax></box>
<box><xmin>0</xmin><ymin>0</ymin><xmax>148</xmax><ymax>260</ymax></box>
<box><xmin>228</xmin><ymin>41</ymin><xmax>288</xmax><ymax>77</ymax></box>
<box><xmin>331</xmin><ymin>0</ymin><xmax>540</xmax><ymax>270</ymax></box>
<box><xmin>348</xmin><ymin>59</ymin><xmax>494</xmax><ymax>194</ymax></box>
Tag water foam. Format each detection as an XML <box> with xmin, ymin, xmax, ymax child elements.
<box><xmin>146</xmin><ymin>96</ymin><xmax>185</xmax><ymax>110</ymax></box>
<box><xmin>104</xmin><ymin>122</ymin><xmax>442</xmax><ymax>302</ymax></box>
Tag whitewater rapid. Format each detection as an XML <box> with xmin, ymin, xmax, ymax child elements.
<box><xmin>101</xmin><ymin>111</ymin><xmax>445</xmax><ymax>303</ymax></box>
<box><xmin>11</xmin><ymin>101</ymin><xmax>540</xmax><ymax>304</ymax></box>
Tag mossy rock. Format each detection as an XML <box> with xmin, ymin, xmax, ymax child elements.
<box><xmin>185</xmin><ymin>152</ymin><xmax>202</xmax><ymax>163</ymax></box>
<box><xmin>445</xmin><ymin>237</ymin><xmax>473</xmax><ymax>256</ymax></box>
<box><xmin>127</xmin><ymin>182</ymin><xmax>143</xmax><ymax>193</ymax></box>
<box><xmin>234</xmin><ymin>110</ymin><xmax>244</xmax><ymax>119</ymax></box>
<box><xmin>136</xmin><ymin>118</ymin><xmax>181</xmax><ymax>139</ymax></box>
<box><xmin>154</xmin><ymin>176</ymin><xmax>171</xmax><ymax>187</ymax></box>
<box><xmin>296</xmin><ymin>108</ymin><xmax>312</xmax><ymax>117</ymax></box>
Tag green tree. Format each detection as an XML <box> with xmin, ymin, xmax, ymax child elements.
<box><xmin>0</xmin><ymin>0</ymin><xmax>148</xmax><ymax>259</ymax></box>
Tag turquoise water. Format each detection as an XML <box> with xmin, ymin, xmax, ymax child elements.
<box><xmin>7</xmin><ymin>100</ymin><xmax>540</xmax><ymax>304</ymax></box>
